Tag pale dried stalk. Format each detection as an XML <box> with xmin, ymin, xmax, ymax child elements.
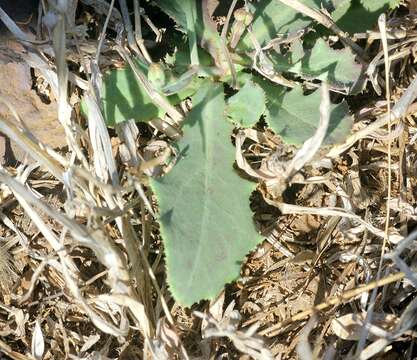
<box><xmin>118</xmin><ymin>0</ymin><xmax>150</xmax><ymax>63</ymax></box>
<box><xmin>120</xmin><ymin>216</ymin><xmax>156</xmax><ymax>335</ymax></box>
<box><xmin>0</xmin><ymin>109</ymin><xmax>65</xmax><ymax>181</ymax></box>
<box><xmin>115</xmin><ymin>120</ymin><xmax>141</xmax><ymax>167</ymax></box>
<box><xmin>95</xmin><ymin>0</ymin><xmax>116</xmax><ymax>63</ymax></box>
<box><xmin>276</xmin><ymin>0</ymin><xmax>364</xmax><ymax>56</ymax></box>
<box><xmin>0</xmin><ymin>169</ymin><xmax>154</xmax><ymax>337</ymax></box>
<box><xmin>366</xmin><ymin>37</ymin><xmax>417</xmax><ymax>95</ymax></box>
<box><xmin>0</xmin><ymin>338</ymin><xmax>32</xmax><ymax>360</ymax></box>
<box><xmin>148</xmin><ymin>118</ymin><xmax>182</xmax><ymax>140</ymax></box>
<box><xmin>80</xmin><ymin>53</ymin><xmax>169</xmax><ymax>339</ymax></box>
<box><xmin>84</xmin><ymin>93</ymin><xmax>119</xmax><ymax>185</ymax></box>
<box><xmin>274</xmin><ymin>202</ymin><xmax>402</xmax><ymax>243</ymax></box>
<box><xmin>50</xmin><ymin>5</ymin><xmax>88</xmax><ymax>166</ymax></box>
<box><xmin>235</xmin><ymin>85</ymin><xmax>330</xmax><ymax>184</ymax></box>
<box><xmin>195</xmin><ymin>310</ymin><xmax>273</xmax><ymax>360</ymax></box>
<box><xmin>327</xmin><ymin>79</ymin><xmax>417</xmax><ymax>158</ymax></box>
<box><xmin>133</xmin><ymin>0</ymin><xmax>152</xmax><ymax>63</ymax></box>
<box><xmin>0</xmin><ymin>102</ymin><xmax>111</xmax><ymax>205</ymax></box>
<box><xmin>356</xmin><ymin>14</ymin><xmax>394</xmax><ymax>355</ymax></box>
<box><xmin>248</xmin><ymin>27</ymin><xmax>297</xmax><ymax>88</ymax></box>
<box><xmin>380</xmin><ymin>13</ymin><xmax>393</xmax><ymax>249</ymax></box>
<box><xmin>0</xmin><ymin>171</ymin><xmax>129</xmax><ymax>336</ymax></box>
<box><xmin>115</xmin><ymin>44</ymin><xmax>184</xmax><ymax>125</ymax></box>
<box><xmin>0</xmin><ymin>6</ymin><xmax>46</xmax><ymax>44</ymax></box>
<box><xmin>285</xmin><ymin>83</ymin><xmax>330</xmax><ymax>179</ymax></box>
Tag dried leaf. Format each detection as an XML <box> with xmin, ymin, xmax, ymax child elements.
<box><xmin>332</xmin><ymin>313</ymin><xmax>398</xmax><ymax>340</ymax></box>
<box><xmin>31</xmin><ymin>320</ymin><xmax>45</xmax><ymax>360</ymax></box>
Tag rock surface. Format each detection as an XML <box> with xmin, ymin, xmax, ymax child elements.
<box><xmin>0</xmin><ymin>2</ymin><xmax>66</xmax><ymax>165</ymax></box>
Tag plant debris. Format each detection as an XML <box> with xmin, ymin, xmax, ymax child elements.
<box><xmin>1</xmin><ymin>1</ymin><xmax>417</xmax><ymax>359</ymax></box>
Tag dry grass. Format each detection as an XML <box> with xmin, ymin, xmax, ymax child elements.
<box><xmin>0</xmin><ymin>1</ymin><xmax>417</xmax><ymax>359</ymax></box>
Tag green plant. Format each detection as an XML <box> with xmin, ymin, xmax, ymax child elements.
<box><xmin>87</xmin><ymin>0</ymin><xmax>400</xmax><ymax>305</ymax></box>
<box><xmin>151</xmin><ymin>82</ymin><xmax>262</xmax><ymax>305</ymax></box>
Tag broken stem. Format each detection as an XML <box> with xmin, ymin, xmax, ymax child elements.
<box><xmin>277</xmin><ymin>0</ymin><xmax>364</xmax><ymax>58</ymax></box>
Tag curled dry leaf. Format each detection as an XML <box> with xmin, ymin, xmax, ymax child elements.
<box><xmin>332</xmin><ymin>312</ymin><xmax>398</xmax><ymax>341</ymax></box>
<box><xmin>0</xmin><ymin>239</ymin><xmax>17</xmax><ymax>291</ymax></box>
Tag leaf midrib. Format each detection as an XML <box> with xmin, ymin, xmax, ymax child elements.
<box><xmin>185</xmin><ymin>120</ymin><xmax>215</xmax><ymax>293</ymax></box>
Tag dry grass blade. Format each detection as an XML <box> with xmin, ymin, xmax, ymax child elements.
<box><xmin>49</xmin><ymin>4</ymin><xmax>87</xmax><ymax>166</ymax></box>
<box><xmin>0</xmin><ymin>109</ymin><xmax>65</xmax><ymax>181</ymax></box>
<box><xmin>84</xmin><ymin>93</ymin><xmax>119</xmax><ymax>185</ymax></box>
<box><xmin>296</xmin><ymin>315</ymin><xmax>317</xmax><ymax>360</ymax></box>
<box><xmin>115</xmin><ymin>44</ymin><xmax>184</xmax><ymax>125</ymax></box>
<box><xmin>285</xmin><ymin>83</ymin><xmax>330</xmax><ymax>179</ymax></box>
<box><xmin>355</xmin><ymin>13</ymin><xmax>393</xmax><ymax>355</ymax></box>
<box><xmin>276</xmin><ymin>0</ymin><xmax>364</xmax><ymax>57</ymax></box>
<box><xmin>195</xmin><ymin>307</ymin><xmax>274</xmax><ymax>360</ymax></box>
<box><xmin>327</xmin><ymin>76</ymin><xmax>417</xmax><ymax>158</ymax></box>
<box><xmin>0</xmin><ymin>168</ymin><xmax>146</xmax><ymax>337</ymax></box>
<box><xmin>272</xmin><ymin>202</ymin><xmax>402</xmax><ymax>242</ymax></box>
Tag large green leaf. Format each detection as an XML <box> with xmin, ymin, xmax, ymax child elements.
<box><xmin>331</xmin><ymin>0</ymin><xmax>401</xmax><ymax>33</ymax></box>
<box><xmin>269</xmin><ymin>38</ymin><xmax>362</xmax><ymax>93</ymax></box>
<box><xmin>263</xmin><ymin>84</ymin><xmax>353</xmax><ymax>145</ymax></box>
<box><xmin>238</xmin><ymin>0</ymin><xmax>322</xmax><ymax>50</ymax></box>
<box><xmin>151</xmin><ymin>82</ymin><xmax>262</xmax><ymax>306</ymax></box>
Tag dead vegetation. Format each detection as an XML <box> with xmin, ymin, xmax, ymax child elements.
<box><xmin>1</xmin><ymin>0</ymin><xmax>417</xmax><ymax>359</ymax></box>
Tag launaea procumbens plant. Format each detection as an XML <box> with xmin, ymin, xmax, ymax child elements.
<box><xmin>84</xmin><ymin>0</ymin><xmax>400</xmax><ymax>305</ymax></box>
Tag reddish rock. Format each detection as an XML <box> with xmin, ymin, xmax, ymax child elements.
<box><xmin>0</xmin><ymin>59</ymin><xmax>66</xmax><ymax>165</ymax></box>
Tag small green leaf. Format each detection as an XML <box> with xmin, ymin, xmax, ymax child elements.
<box><xmin>331</xmin><ymin>0</ymin><xmax>401</xmax><ymax>33</ymax></box>
<box><xmin>101</xmin><ymin>66</ymin><xmax>164</xmax><ymax>126</ymax></box>
<box><xmin>270</xmin><ymin>39</ymin><xmax>362</xmax><ymax>93</ymax></box>
<box><xmin>262</xmin><ymin>84</ymin><xmax>353</xmax><ymax>145</ymax></box>
<box><xmin>164</xmin><ymin>39</ymin><xmax>213</xmax><ymax>75</ymax></box>
<box><xmin>151</xmin><ymin>81</ymin><xmax>262</xmax><ymax>306</ymax></box>
<box><xmin>153</xmin><ymin>0</ymin><xmax>228</xmax><ymax>70</ymax></box>
<box><xmin>97</xmin><ymin>64</ymin><xmax>200</xmax><ymax>126</ymax></box>
<box><xmin>147</xmin><ymin>63</ymin><xmax>167</xmax><ymax>91</ymax></box>
<box><xmin>163</xmin><ymin>73</ymin><xmax>205</xmax><ymax>99</ymax></box>
<box><xmin>226</xmin><ymin>81</ymin><xmax>266</xmax><ymax>127</ymax></box>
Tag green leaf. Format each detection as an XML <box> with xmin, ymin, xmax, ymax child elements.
<box><xmin>98</xmin><ymin>63</ymin><xmax>200</xmax><ymax>126</ymax></box>
<box><xmin>152</xmin><ymin>1</ymin><xmax>188</xmax><ymax>30</ymax></box>
<box><xmin>235</xmin><ymin>72</ymin><xmax>353</xmax><ymax>145</ymax></box>
<box><xmin>331</xmin><ymin>0</ymin><xmax>401</xmax><ymax>33</ymax></box>
<box><xmin>101</xmin><ymin>66</ymin><xmax>163</xmax><ymax>126</ymax></box>
<box><xmin>153</xmin><ymin>0</ymin><xmax>228</xmax><ymax>70</ymax></box>
<box><xmin>262</xmin><ymin>84</ymin><xmax>353</xmax><ymax>145</ymax></box>
<box><xmin>147</xmin><ymin>63</ymin><xmax>167</xmax><ymax>91</ymax></box>
<box><xmin>270</xmin><ymin>39</ymin><xmax>362</xmax><ymax>93</ymax></box>
<box><xmin>238</xmin><ymin>0</ymin><xmax>322</xmax><ymax>50</ymax></box>
<box><xmin>164</xmin><ymin>37</ymin><xmax>214</xmax><ymax>75</ymax></box>
<box><xmin>151</xmin><ymin>82</ymin><xmax>262</xmax><ymax>306</ymax></box>
<box><xmin>226</xmin><ymin>81</ymin><xmax>266</xmax><ymax>127</ymax></box>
